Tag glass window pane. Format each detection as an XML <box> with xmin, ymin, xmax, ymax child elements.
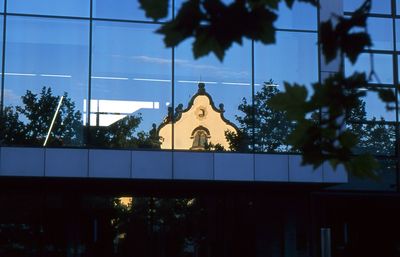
<box><xmin>275</xmin><ymin>1</ymin><xmax>317</xmax><ymax>30</ymax></box>
<box><xmin>94</xmin><ymin>0</ymin><xmax>171</xmax><ymax>21</ymax></box>
<box><xmin>91</xmin><ymin>21</ymin><xmax>171</xmax><ymax>149</ymax></box>
<box><xmin>367</xmin><ymin>17</ymin><xmax>393</xmax><ymax>50</ymax></box>
<box><xmin>362</xmin><ymin>89</ymin><xmax>396</xmax><ymax>121</ymax></box>
<box><xmin>345</xmin><ymin>53</ymin><xmax>393</xmax><ymax>85</ymax></box>
<box><xmin>254</xmin><ymin>31</ymin><xmax>318</xmax><ymax>152</ymax></box>
<box><xmin>255</xmin><ymin>31</ymin><xmax>318</xmax><ymax>89</ymax></box>
<box><xmin>174</xmin><ymin>40</ymin><xmax>252</xmax><ymax>152</ymax></box>
<box><xmin>344</xmin><ymin>0</ymin><xmax>392</xmax><ymax>14</ymax></box>
<box><xmin>8</xmin><ymin>0</ymin><xmax>89</xmax><ymax>17</ymax></box>
<box><xmin>349</xmin><ymin>122</ymin><xmax>396</xmax><ymax>156</ymax></box>
<box><xmin>3</xmin><ymin>16</ymin><xmax>89</xmax><ymax>146</ymax></box>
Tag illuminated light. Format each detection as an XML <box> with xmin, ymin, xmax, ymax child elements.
<box><xmin>91</xmin><ymin>76</ymin><xmax>129</xmax><ymax>80</ymax></box>
<box><xmin>255</xmin><ymin>83</ymin><xmax>261</xmax><ymax>86</ymax></box>
<box><xmin>40</xmin><ymin>74</ymin><xmax>72</xmax><ymax>78</ymax></box>
<box><xmin>266</xmin><ymin>83</ymin><xmax>279</xmax><ymax>87</ymax></box>
<box><xmin>358</xmin><ymin>87</ymin><xmax>368</xmax><ymax>91</ymax></box>
<box><xmin>133</xmin><ymin>78</ymin><xmax>171</xmax><ymax>83</ymax></box>
<box><xmin>178</xmin><ymin>80</ymin><xmax>218</xmax><ymax>84</ymax></box>
<box><xmin>91</xmin><ymin>114</ymin><xmax>127</xmax><ymax>127</ymax></box>
<box><xmin>43</xmin><ymin>96</ymin><xmax>64</xmax><ymax>146</ymax></box>
<box><xmin>222</xmin><ymin>82</ymin><xmax>250</xmax><ymax>86</ymax></box>
<box><xmin>166</xmin><ymin>102</ymin><xmax>170</xmax><ymax>106</ymax></box>
<box><xmin>5</xmin><ymin>72</ymin><xmax>36</xmax><ymax>76</ymax></box>
<box><xmin>83</xmin><ymin>99</ymin><xmax>161</xmax><ymax>126</ymax></box>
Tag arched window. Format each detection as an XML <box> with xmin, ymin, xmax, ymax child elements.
<box><xmin>190</xmin><ymin>126</ymin><xmax>210</xmax><ymax>150</ymax></box>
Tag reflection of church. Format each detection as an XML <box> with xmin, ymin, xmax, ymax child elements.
<box><xmin>158</xmin><ymin>83</ymin><xmax>238</xmax><ymax>150</ymax></box>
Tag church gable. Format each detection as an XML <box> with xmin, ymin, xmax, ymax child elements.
<box><xmin>158</xmin><ymin>83</ymin><xmax>238</xmax><ymax>150</ymax></box>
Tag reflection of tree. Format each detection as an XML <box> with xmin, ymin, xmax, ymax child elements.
<box><xmin>227</xmin><ymin>80</ymin><xmax>294</xmax><ymax>152</ymax></box>
<box><xmin>347</xmin><ymin>97</ymin><xmax>395</xmax><ymax>157</ymax></box>
<box><xmin>112</xmin><ymin>197</ymin><xmax>206</xmax><ymax>257</ymax></box>
<box><xmin>1</xmin><ymin>87</ymin><xmax>83</xmax><ymax>146</ymax></box>
<box><xmin>90</xmin><ymin>119</ymin><xmax>161</xmax><ymax>149</ymax></box>
<box><xmin>0</xmin><ymin>86</ymin><xmax>161</xmax><ymax>148</ymax></box>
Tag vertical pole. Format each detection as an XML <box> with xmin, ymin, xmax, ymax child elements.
<box><xmin>320</xmin><ymin>228</ymin><xmax>331</xmax><ymax>257</ymax></box>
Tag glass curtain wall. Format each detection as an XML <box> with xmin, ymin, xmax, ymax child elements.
<box><xmin>335</xmin><ymin>0</ymin><xmax>399</xmax><ymax>191</ymax></box>
<box><xmin>0</xmin><ymin>0</ymin><xmax>320</xmax><ymax>152</ymax></box>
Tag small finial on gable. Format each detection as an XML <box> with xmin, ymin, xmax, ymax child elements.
<box><xmin>198</xmin><ymin>82</ymin><xmax>206</xmax><ymax>94</ymax></box>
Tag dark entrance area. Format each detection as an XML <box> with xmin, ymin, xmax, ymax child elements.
<box><xmin>0</xmin><ymin>178</ymin><xmax>315</xmax><ymax>257</ymax></box>
<box><xmin>316</xmin><ymin>193</ymin><xmax>400</xmax><ymax>257</ymax></box>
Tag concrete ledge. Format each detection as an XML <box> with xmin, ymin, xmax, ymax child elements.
<box><xmin>255</xmin><ymin>154</ymin><xmax>289</xmax><ymax>182</ymax></box>
<box><xmin>173</xmin><ymin>151</ymin><xmax>213</xmax><ymax>180</ymax></box>
<box><xmin>0</xmin><ymin>147</ymin><xmax>348</xmax><ymax>184</ymax></box>
<box><xmin>0</xmin><ymin>147</ymin><xmax>45</xmax><ymax>176</ymax></box>
<box><xmin>45</xmin><ymin>148</ymin><xmax>88</xmax><ymax>177</ymax></box>
<box><xmin>289</xmin><ymin>155</ymin><xmax>323</xmax><ymax>183</ymax></box>
<box><xmin>132</xmin><ymin>151</ymin><xmax>172</xmax><ymax>179</ymax></box>
<box><xmin>214</xmin><ymin>153</ymin><xmax>254</xmax><ymax>181</ymax></box>
<box><xmin>89</xmin><ymin>149</ymin><xmax>131</xmax><ymax>178</ymax></box>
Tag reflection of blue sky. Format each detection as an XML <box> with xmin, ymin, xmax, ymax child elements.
<box><xmin>275</xmin><ymin>1</ymin><xmax>317</xmax><ymax>30</ymax></box>
<box><xmin>366</xmin><ymin>17</ymin><xmax>393</xmax><ymax>50</ymax></box>
<box><xmin>4</xmin><ymin>16</ymin><xmax>89</xmax><ymax>110</ymax></box>
<box><xmin>92</xmin><ymin>21</ymin><xmax>172</xmax><ymax>131</ymax></box>
<box><xmin>345</xmin><ymin>53</ymin><xmax>393</xmax><ymax>84</ymax></box>
<box><xmin>8</xmin><ymin>0</ymin><xmax>89</xmax><ymax>17</ymax></box>
<box><xmin>362</xmin><ymin>90</ymin><xmax>396</xmax><ymax>121</ymax></box>
<box><xmin>349</xmin><ymin>16</ymin><xmax>393</xmax><ymax>50</ymax></box>
<box><xmin>94</xmin><ymin>0</ymin><xmax>171</xmax><ymax>21</ymax></box>
<box><xmin>175</xmin><ymin>39</ymin><xmax>251</xmax><ymax>124</ymax></box>
<box><xmin>255</xmin><ymin>31</ymin><xmax>318</xmax><ymax>94</ymax></box>
<box><xmin>344</xmin><ymin>0</ymin><xmax>391</xmax><ymax>14</ymax></box>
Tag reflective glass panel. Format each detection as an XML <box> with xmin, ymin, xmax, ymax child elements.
<box><xmin>254</xmin><ymin>31</ymin><xmax>318</xmax><ymax>152</ymax></box>
<box><xmin>344</xmin><ymin>0</ymin><xmax>392</xmax><ymax>14</ymax></box>
<box><xmin>8</xmin><ymin>0</ymin><xmax>89</xmax><ymax>17</ymax></box>
<box><xmin>362</xmin><ymin>89</ymin><xmax>396</xmax><ymax>121</ymax></box>
<box><xmin>174</xmin><ymin>40</ymin><xmax>252</xmax><ymax>152</ymax></box>
<box><xmin>94</xmin><ymin>0</ymin><xmax>171</xmax><ymax>21</ymax></box>
<box><xmin>3</xmin><ymin>16</ymin><xmax>89</xmax><ymax>146</ymax></box>
<box><xmin>349</xmin><ymin>122</ymin><xmax>396</xmax><ymax>156</ymax></box>
<box><xmin>91</xmin><ymin>21</ymin><xmax>171</xmax><ymax>149</ymax></box>
<box><xmin>345</xmin><ymin>53</ymin><xmax>393</xmax><ymax>85</ymax></box>
<box><xmin>367</xmin><ymin>17</ymin><xmax>393</xmax><ymax>50</ymax></box>
<box><xmin>275</xmin><ymin>1</ymin><xmax>317</xmax><ymax>30</ymax></box>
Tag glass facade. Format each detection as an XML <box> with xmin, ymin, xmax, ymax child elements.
<box><xmin>0</xmin><ymin>0</ymin><xmax>398</xmax><ymax>190</ymax></box>
<box><xmin>0</xmin><ymin>0</ymin><xmax>319</xmax><ymax>153</ymax></box>
<box><xmin>341</xmin><ymin>0</ymin><xmax>399</xmax><ymax>191</ymax></box>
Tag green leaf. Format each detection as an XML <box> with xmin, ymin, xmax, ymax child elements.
<box><xmin>342</xmin><ymin>32</ymin><xmax>371</xmax><ymax>63</ymax></box>
<box><xmin>345</xmin><ymin>154</ymin><xmax>379</xmax><ymax>178</ymax></box>
<box><xmin>139</xmin><ymin>0</ymin><xmax>169</xmax><ymax>21</ymax></box>
<box><xmin>268</xmin><ymin>83</ymin><xmax>308</xmax><ymax>120</ymax></box>
<box><xmin>377</xmin><ymin>88</ymin><xmax>396</xmax><ymax>103</ymax></box>
<box><xmin>338</xmin><ymin>131</ymin><xmax>358</xmax><ymax>149</ymax></box>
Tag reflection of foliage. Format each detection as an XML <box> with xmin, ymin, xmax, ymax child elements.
<box><xmin>112</xmin><ymin>197</ymin><xmax>206</xmax><ymax>257</ymax></box>
<box><xmin>90</xmin><ymin>117</ymin><xmax>161</xmax><ymax>149</ymax></box>
<box><xmin>0</xmin><ymin>86</ymin><xmax>161</xmax><ymax>148</ymax></box>
<box><xmin>226</xmin><ymin>81</ymin><xmax>293</xmax><ymax>152</ymax></box>
<box><xmin>1</xmin><ymin>87</ymin><xmax>83</xmax><ymax>146</ymax></box>
<box><xmin>140</xmin><ymin>0</ymin><xmax>397</xmax><ymax>176</ymax></box>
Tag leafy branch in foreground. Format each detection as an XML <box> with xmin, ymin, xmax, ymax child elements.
<box><xmin>140</xmin><ymin>0</ymin><xmax>397</xmax><ymax>177</ymax></box>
